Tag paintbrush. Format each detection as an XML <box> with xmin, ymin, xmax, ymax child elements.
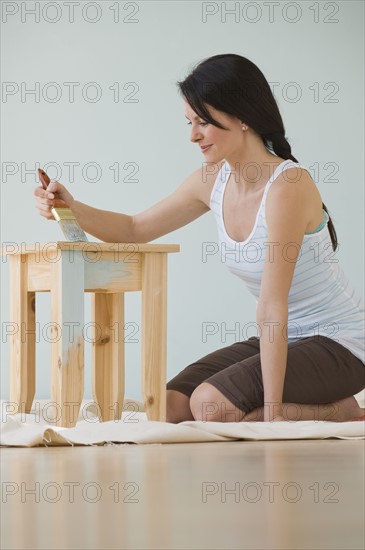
<box><xmin>38</xmin><ymin>168</ymin><xmax>88</xmax><ymax>242</ymax></box>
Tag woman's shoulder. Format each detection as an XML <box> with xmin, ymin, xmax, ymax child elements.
<box><xmin>268</xmin><ymin>160</ymin><xmax>325</xmax><ymax>233</ymax></box>
<box><xmin>193</xmin><ymin>159</ymin><xmax>227</xmax><ymax>208</ymax></box>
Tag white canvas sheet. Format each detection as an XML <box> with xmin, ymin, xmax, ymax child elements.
<box><xmin>1</xmin><ymin>394</ymin><xmax>364</xmax><ymax>447</ymax></box>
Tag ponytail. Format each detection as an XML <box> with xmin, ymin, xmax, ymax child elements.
<box><xmin>264</xmin><ymin>132</ymin><xmax>338</xmax><ymax>253</ymax></box>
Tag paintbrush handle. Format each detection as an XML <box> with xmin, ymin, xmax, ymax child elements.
<box><xmin>38</xmin><ymin>168</ymin><xmax>67</xmax><ymax>209</ymax></box>
<box><xmin>38</xmin><ymin>168</ymin><xmax>51</xmax><ymax>189</ymax></box>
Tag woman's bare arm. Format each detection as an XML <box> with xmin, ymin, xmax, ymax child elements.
<box><xmin>69</xmin><ymin>201</ymin><xmax>135</xmax><ymax>243</ymax></box>
<box><xmin>35</xmin><ymin>162</ymin><xmax>224</xmax><ymax>243</ymax></box>
<box><xmin>131</xmin><ymin>165</ymin><xmax>216</xmax><ymax>243</ymax></box>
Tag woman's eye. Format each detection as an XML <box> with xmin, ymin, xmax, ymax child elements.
<box><xmin>186</xmin><ymin>121</ymin><xmax>208</xmax><ymax>126</ymax></box>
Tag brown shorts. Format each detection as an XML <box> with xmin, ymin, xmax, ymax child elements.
<box><xmin>166</xmin><ymin>336</ymin><xmax>365</xmax><ymax>414</ymax></box>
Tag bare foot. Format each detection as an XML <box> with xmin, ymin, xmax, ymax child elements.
<box><xmin>330</xmin><ymin>396</ymin><xmax>365</xmax><ymax>422</ymax></box>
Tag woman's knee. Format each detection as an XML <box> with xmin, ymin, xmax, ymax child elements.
<box><xmin>166</xmin><ymin>389</ymin><xmax>194</xmax><ymax>423</ymax></box>
<box><xmin>190</xmin><ymin>382</ymin><xmax>245</xmax><ymax>422</ymax></box>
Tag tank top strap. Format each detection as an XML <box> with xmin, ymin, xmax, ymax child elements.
<box><xmin>262</xmin><ymin>159</ymin><xmax>309</xmax><ymax>204</ymax></box>
<box><xmin>213</xmin><ymin>161</ymin><xmax>230</xmax><ymax>191</ymax></box>
<box><xmin>210</xmin><ymin>159</ymin><xmax>309</xmax><ymax>210</ymax></box>
<box><xmin>209</xmin><ymin>161</ymin><xmax>230</xmax><ymax>208</ymax></box>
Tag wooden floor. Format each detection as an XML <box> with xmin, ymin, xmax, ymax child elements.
<box><xmin>1</xmin><ymin>439</ymin><xmax>364</xmax><ymax>550</ymax></box>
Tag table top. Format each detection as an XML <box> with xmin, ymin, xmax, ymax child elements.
<box><xmin>0</xmin><ymin>241</ymin><xmax>180</xmax><ymax>256</ymax></box>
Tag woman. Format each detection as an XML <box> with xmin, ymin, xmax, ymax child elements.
<box><xmin>34</xmin><ymin>54</ymin><xmax>365</xmax><ymax>423</ymax></box>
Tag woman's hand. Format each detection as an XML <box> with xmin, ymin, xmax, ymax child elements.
<box><xmin>264</xmin><ymin>402</ymin><xmax>285</xmax><ymax>422</ymax></box>
<box><xmin>264</xmin><ymin>414</ymin><xmax>286</xmax><ymax>422</ymax></box>
<box><xmin>34</xmin><ymin>180</ymin><xmax>75</xmax><ymax>220</ymax></box>
<box><xmin>271</xmin><ymin>415</ymin><xmax>286</xmax><ymax>422</ymax></box>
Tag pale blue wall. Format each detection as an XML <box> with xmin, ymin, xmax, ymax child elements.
<box><xmin>1</xmin><ymin>1</ymin><xmax>364</xmax><ymax>401</ymax></box>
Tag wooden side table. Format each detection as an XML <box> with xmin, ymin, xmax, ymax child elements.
<box><xmin>1</xmin><ymin>242</ymin><xmax>180</xmax><ymax>427</ymax></box>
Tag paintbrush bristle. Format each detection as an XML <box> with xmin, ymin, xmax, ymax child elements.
<box><xmin>51</xmin><ymin>208</ymin><xmax>88</xmax><ymax>242</ymax></box>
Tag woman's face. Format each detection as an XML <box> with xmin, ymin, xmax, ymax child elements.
<box><xmin>183</xmin><ymin>99</ymin><xmax>244</xmax><ymax>162</ymax></box>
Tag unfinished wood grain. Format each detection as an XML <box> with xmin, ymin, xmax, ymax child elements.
<box><xmin>27</xmin><ymin>252</ymin><xmax>142</xmax><ymax>292</ymax></box>
<box><xmin>0</xmin><ymin>242</ymin><xmax>180</xmax><ymax>256</ymax></box>
<box><xmin>83</xmin><ymin>253</ymin><xmax>142</xmax><ymax>292</ymax></box>
<box><xmin>4</xmin><ymin>243</ymin><xmax>179</xmax><ymax>426</ymax></box>
<box><xmin>91</xmin><ymin>293</ymin><xmax>125</xmax><ymax>421</ymax></box>
<box><xmin>141</xmin><ymin>253</ymin><xmax>168</xmax><ymax>421</ymax></box>
<box><xmin>9</xmin><ymin>255</ymin><xmax>36</xmax><ymax>413</ymax></box>
<box><xmin>27</xmin><ymin>255</ymin><xmax>51</xmax><ymax>292</ymax></box>
<box><xmin>50</xmin><ymin>250</ymin><xmax>85</xmax><ymax>428</ymax></box>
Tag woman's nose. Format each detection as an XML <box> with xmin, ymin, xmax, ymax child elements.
<box><xmin>190</xmin><ymin>128</ymin><xmax>202</xmax><ymax>142</ymax></box>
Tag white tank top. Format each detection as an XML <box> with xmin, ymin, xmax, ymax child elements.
<box><xmin>210</xmin><ymin>159</ymin><xmax>365</xmax><ymax>364</ymax></box>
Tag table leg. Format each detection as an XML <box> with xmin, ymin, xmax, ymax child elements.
<box><xmin>9</xmin><ymin>255</ymin><xmax>36</xmax><ymax>414</ymax></box>
<box><xmin>50</xmin><ymin>250</ymin><xmax>85</xmax><ymax>428</ymax></box>
<box><xmin>91</xmin><ymin>293</ymin><xmax>125</xmax><ymax>421</ymax></box>
<box><xmin>141</xmin><ymin>253</ymin><xmax>167</xmax><ymax>421</ymax></box>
